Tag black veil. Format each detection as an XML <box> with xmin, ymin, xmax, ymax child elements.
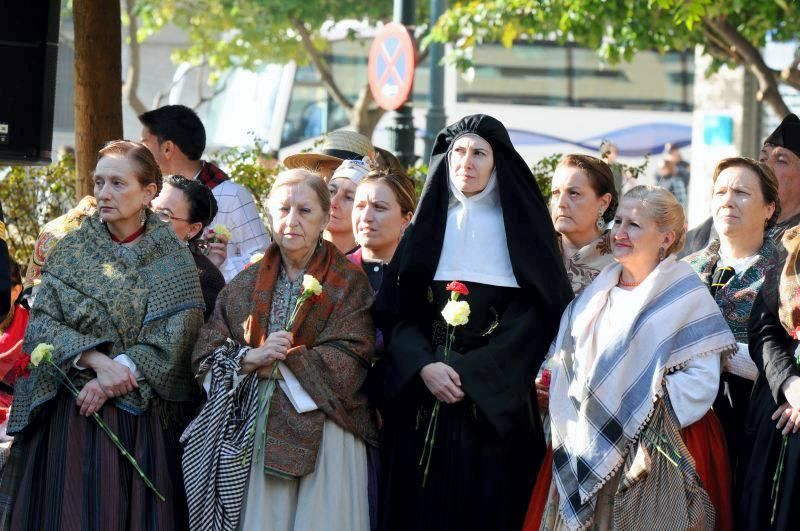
<box><xmin>376</xmin><ymin>114</ymin><xmax>572</xmax><ymax>326</ymax></box>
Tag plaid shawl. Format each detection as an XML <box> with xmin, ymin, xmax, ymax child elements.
<box><xmin>549</xmin><ymin>257</ymin><xmax>736</xmax><ymax>530</ymax></box>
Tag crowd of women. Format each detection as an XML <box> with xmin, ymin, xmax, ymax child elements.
<box><xmin>2</xmin><ymin>107</ymin><xmax>800</xmax><ymax>530</ymax></box>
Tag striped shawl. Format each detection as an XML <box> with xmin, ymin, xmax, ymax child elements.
<box><xmin>549</xmin><ymin>257</ymin><xmax>736</xmax><ymax>530</ymax></box>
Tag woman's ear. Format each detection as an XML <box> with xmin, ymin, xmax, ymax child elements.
<box><xmin>186</xmin><ymin>221</ymin><xmax>203</xmax><ymax>241</ymax></box>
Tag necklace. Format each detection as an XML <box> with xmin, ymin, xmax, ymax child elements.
<box><xmin>617</xmin><ymin>277</ymin><xmax>641</xmax><ymax>288</ymax></box>
<box><xmin>109</xmin><ymin>224</ymin><xmax>146</xmax><ymax>244</ymax></box>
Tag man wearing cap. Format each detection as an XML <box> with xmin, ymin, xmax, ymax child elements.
<box><xmin>283</xmin><ymin>129</ymin><xmax>375</xmax><ymax>180</ymax></box>
<box><xmin>139</xmin><ymin>105</ymin><xmax>270</xmax><ymax>282</ymax></box>
<box><xmin>682</xmin><ymin>113</ymin><xmax>800</xmax><ymax>256</ymax></box>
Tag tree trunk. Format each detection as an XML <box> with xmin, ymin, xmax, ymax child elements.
<box><xmin>350</xmin><ymin>83</ymin><xmax>385</xmax><ymax>139</ymax></box>
<box><xmin>73</xmin><ymin>0</ymin><xmax>123</xmax><ymax>197</ymax></box>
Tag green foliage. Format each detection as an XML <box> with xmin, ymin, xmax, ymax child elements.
<box><xmin>135</xmin><ymin>0</ymin><xmax>395</xmax><ymax>83</ymax></box>
<box><xmin>0</xmin><ymin>153</ymin><xmax>77</xmax><ymax>266</ymax></box>
<box><xmin>431</xmin><ymin>0</ymin><xmax>800</xmax><ymax>76</ymax></box>
<box><xmin>406</xmin><ymin>160</ymin><xmax>428</xmax><ymax>198</ymax></box>
<box><xmin>207</xmin><ymin>134</ymin><xmax>282</xmax><ymax>218</ymax></box>
<box><xmin>531</xmin><ymin>149</ymin><xmax>650</xmax><ymax>199</ymax></box>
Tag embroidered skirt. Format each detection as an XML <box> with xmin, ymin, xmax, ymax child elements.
<box><xmin>0</xmin><ymin>392</ymin><xmax>189</xmax><ymax>531</ymax></box>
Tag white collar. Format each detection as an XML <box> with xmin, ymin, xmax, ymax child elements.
<box><xmin>433</xmin><ymin>168</ymin><xmax>519</xmax><ymax>287</ymax></box>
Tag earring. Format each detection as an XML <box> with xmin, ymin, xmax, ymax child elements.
<box><xmin>658</xmin><ymin>247</ymin><xmax>666</xmax><ymax>261</ymax></box>
<box><xmin>596</xmin><ymin>210</ymin><xmax>605</xmax><ymax>231</ymax></box>
<box><xmin>140</xmin><ymin>206</ymin><xmax>147</xmax><ymax>226</ymax></box>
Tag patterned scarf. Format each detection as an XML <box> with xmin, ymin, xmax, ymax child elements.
<box><xmin>560</xmin><ymin>232</ymin><xmax>614</xmax><ymax>296</ymax></box>
<box><xmin>549</xmin><ymin>257</ymin><xmax>736</xmax><ymax>530</ymax></box>
<box><xmin>12</xmin><ymin>212</ymin><xmax>205</xmax><ymax>433</ymax></box>
<box><xmin>779</xmin><ymin>226</ymin><xmax>800</xmax><ymax>336</ymax></box>
<box><xmin>684</xmin><ymin>237</ymin><xmax>781</xmax><ymax>342</ymax></box>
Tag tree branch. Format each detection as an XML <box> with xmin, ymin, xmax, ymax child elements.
<box><xmin>192</xmin><ymin>79</ymin><xmax>227</xmax><ymax>112</ymax></box>
<box><xmin>122</xmin><ymin>0</ymin><xmax>147</xmax><ymax>116</ymax></box>
<box><xmin>780</xmin><ymin>48</ymin><xmax>800</xmax><ymax>91</ymax></box>
<box><xmin>700</xmin><ymin>23</ymin><xmax>742</xmax><ymax>64</ymax></box>
<box><xmin>291</xmin><ymin>18</ymin><xmax>354</xmax><ymax>112</ymax></box>
<box><xmin>705</xmin><ymin>17</ymin><xmax>790</xmax><ymax>118</ymax></box>
<box><xmin>151</xmin><ymin>62</ymin><xmax>204</xmax><ymax>109</ymax></box>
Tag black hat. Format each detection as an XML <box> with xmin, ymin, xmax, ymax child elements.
<box><xmin>765</xmin><ymin>113</ymin><xmax>800</xmax><ymax>158</ymax></box>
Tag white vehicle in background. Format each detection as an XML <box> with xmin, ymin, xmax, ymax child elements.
<box><xmin>197</xmin><ymin>24</ymin><xmax>695</xmax><ymax>172</ymax></box>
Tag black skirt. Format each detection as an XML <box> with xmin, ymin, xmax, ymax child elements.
<box><xmin>737</xmin><ymin>377</ymin><xmax>800</xmax><ymax>531</ymax></box>
<box><xmin>378</xmin><ymin>380</ymin><xmax>542</xmax><ymax>531</ymax></box>
<box><xmin>0</xmin><ymin>392</ymin><xmax>190</xmax><ymax>531</ymax></box>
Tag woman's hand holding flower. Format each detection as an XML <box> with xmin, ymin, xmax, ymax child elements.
<box><xmin>420</xmin><ymin>362</ymin><xmax>464</xmax><ymax>404</ymax></box>
<box><xmin>76</xmin><ymin>378</ymin><xmax>109</xmax><ymax>416</ymax></box>
<box><xmin>774</xmin><ymin>376</ymin><xmax>800</xmax><ymax>434</ymax></box>
<box><xmin>205</xmin><ymin>228</ymin><xmax>229</xmax><ymax>268</ymax></box>
<box><xmin>243</xmin><ymin>330</ymin><xmax>293</xmax><ymax>377</ymax></box>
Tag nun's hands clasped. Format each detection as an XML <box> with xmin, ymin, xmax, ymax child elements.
<box><xmin>420</xmin><ymin>362</ymin><xmax>464</xmax><ymax>403</ymax></box>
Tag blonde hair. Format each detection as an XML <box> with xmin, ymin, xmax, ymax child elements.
<box><xmin>268</xmin><ymin>168</ymin><xmax>331</xmax><ymax>213</ymax></box>
<box><xmin>622</xmin><ymin>185</ymin><xmax>686</xmax><ymax>257</ymax></box>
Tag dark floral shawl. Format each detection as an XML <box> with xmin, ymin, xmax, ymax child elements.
<box><xmin>559</xmin><ymin>232</ymin><xmax>614</xmax><ymax>296</ymax></box>
<box><xmin>779</xmin><ymin>227</ymin><xmax>800</xmax><ymax>336</ymax></box>
<box><xmin>684</xmin><ymin>237</ymin><xmax>781</xmax><ymax>342</ymax></box>
<box><xmin>192</xmin><ymin>240</ymin><xmax>377</xmax><ymax>478</ymax></box>
<box><xmin>11</xmin><ymin>212</ymin><xmax>205</xmax><ymax>433</ymax></box>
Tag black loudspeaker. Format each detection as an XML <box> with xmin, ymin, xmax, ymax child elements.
<box><xmin>0</xmin><ymin>0</ymin><xmax>61</xmax><ymax>165</ymax></box>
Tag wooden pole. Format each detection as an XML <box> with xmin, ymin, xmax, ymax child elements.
<box><xmin>73</xmin><ymin>0</ymin><xmax>123</xmax><ymax>197</ymax></box>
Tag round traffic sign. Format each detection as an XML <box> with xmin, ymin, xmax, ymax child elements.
<box><xmin>368</xmin><ymin>22</ymin><xmax>416</xmax><ymax>111</ymax></box>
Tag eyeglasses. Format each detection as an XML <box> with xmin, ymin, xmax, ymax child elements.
<box><xmin>155</xmin><ymin>209</ymin><xmax>191</xmax><ymax>223</ymax></box>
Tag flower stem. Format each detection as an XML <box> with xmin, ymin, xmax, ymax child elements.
<box><xmin>47</xmin><ymin>360</ymin><xmax>165</xmax><ymax>501</ymax></box>
<box><xmin>771</xmin><ymin>435</ymin><xmax>788</xmax><ymax>525</ymax></box>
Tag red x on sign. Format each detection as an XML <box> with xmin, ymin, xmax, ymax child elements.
<box><xmin>368</xmin><ymin>22</ymin><xmax>416</xmax><ymax>111</ymax></box>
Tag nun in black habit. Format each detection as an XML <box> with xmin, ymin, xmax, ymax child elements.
<box><xmin>374</xmin><ymin>115</ymin><xmax>572</xmax><ymax>531</ymax></box>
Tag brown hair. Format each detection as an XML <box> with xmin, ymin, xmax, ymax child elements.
<box><xmin>374</xmin><ymin>147</ymin><xmax>407</xmax><ymax>178</ymax></box>
<box><xmin>97</xmin><ymin>140</ymin><xmax>163</xmax><ymax>195</ymax></box>
<box><xmin>712</xmin><ymin>157</ymin><xmax>781</xmax><ymax>227</ymax></box>
<box><xmin>358</xmin><ymin>169</ymin><xmax>417</xmax><ymax>216</ymax></box>
<box><xmin>268</xmin><ymin>168</ymin><xmax>331</xmax><ymax>213</ymax></box>
<box><xmin>623</xmin><ymin>185</ymin><xmax>686</xmax><ymax>257</ymax></box>
<box><xmin>557</xmin><ymin>154</ymin><xmax>619</xmax><ymax>223</ymax></box>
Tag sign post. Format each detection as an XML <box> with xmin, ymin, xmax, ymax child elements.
<box><xmin>369</xmin><ymin>4</ymin><xmax>416</xmax><ymax>167</ymax></box>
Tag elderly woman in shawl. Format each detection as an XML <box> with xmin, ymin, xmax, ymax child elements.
<box><xmin>374</xmin><ymin>114</ymin><xmax>573</xmax><ymax>531</ymax></box>
<box><xmin>0</xmin><ymin>141</ymin><xmax>205</xmax><ymax>530</ymax></box>
<box><xmin>183</xmin><ymin>168</ymin><xmax>376</xmax><ymax>531</ymax></box>
<box><xmin>533</xmin><ymin>185</ymin><xmax>736</xmax><ymax>531</ymax></box>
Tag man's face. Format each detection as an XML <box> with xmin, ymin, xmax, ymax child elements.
<box><xmin>140</xmin><ymin>126</ymin><xmax>169</xmax><ymax>172</ymax></box>
<box><xmin>764</xmin><ymin>145</ymin><xmax>800</xmax><ymax>219</ymax></box>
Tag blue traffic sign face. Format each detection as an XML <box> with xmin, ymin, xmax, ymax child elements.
<box><xmin>369</xmin><ymin>23</ymin><xmax>415</xmax><ymax>111</ymax></box>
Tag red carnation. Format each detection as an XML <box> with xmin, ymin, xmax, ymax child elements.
<box><xmin>446</xmin><ymin>281</ymin><xmax>469</xmax><ymax>296</ymax></box>
<box><xmin>13</xmin><ymin>354</ymin><xmax>31</xmax><ymax>379</ymax></box>
<box><xmin>792</xmin><ymin>326</ymin><xmax>800</xmax><ymax>340</ymax></box>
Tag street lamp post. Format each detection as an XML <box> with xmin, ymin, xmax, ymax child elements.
<box><xmin>387</xmin><ymin>0</ymin><xmax>417</xmax><ymax>167</ymax></box>
<box><xmin>424</xmin><ymin>0</ymin><xmax>447</xmax><ymax>164</ymax></box>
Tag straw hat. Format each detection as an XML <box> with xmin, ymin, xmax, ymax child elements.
<box><xmin>283</xmin><ymin>130</ymin><xmax>375</xmax><ymax>171</ymax></box>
